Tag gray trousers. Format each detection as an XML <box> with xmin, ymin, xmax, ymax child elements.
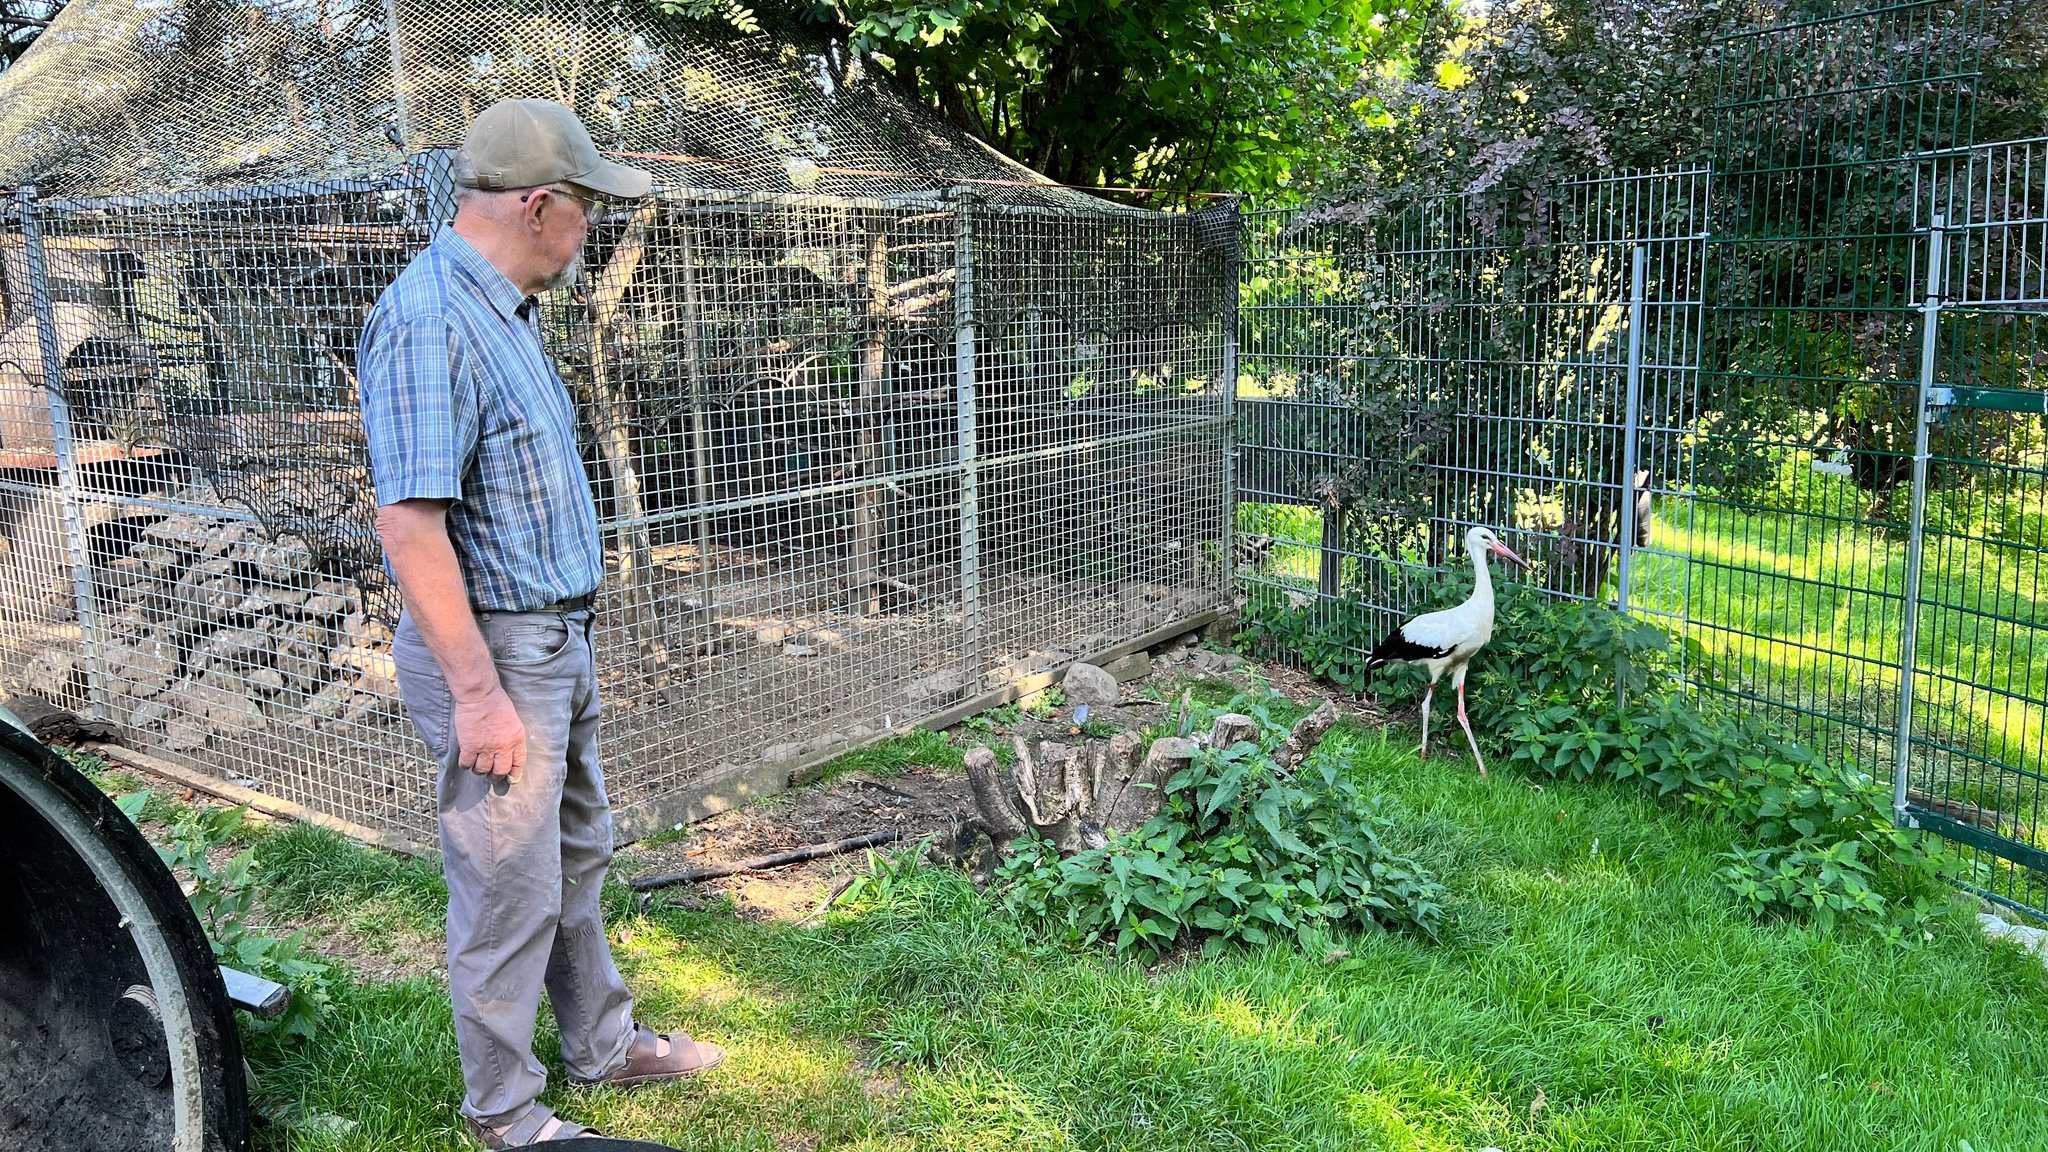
<box><xmin>391</xmin><ymin>607</ymin><xmax>637</xmax><ymax>1126</ymax></box>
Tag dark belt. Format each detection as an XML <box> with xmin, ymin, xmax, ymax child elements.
<box><xmin>476</xmin><ymin>591</ymin><xmax>596</xmax><ymax>615</ymax></box>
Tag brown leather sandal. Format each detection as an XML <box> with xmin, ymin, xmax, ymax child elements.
<box><xmin>465</xmin><ymin>1103</ymin><xmax>606</xmax><ymax>1148</ymax></box>
<box><xmin>572</xmin><ymin>1022</ymin><xmax>725</xmax><ymax>1088</ymax></box>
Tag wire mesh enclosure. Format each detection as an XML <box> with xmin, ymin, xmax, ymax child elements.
<box><xmin>0</xmin><ymin>1</ymin><xmax>1233</xmax><ymax>843</ymax></box>
<box><xmin>1236</xmin><ymin>168</ymin><xmax>1711</xmax><ymax>649</ymax></box>
<box><xmin>1236</xmin><ymin>0</ymin><xmax>2047</xmax><ymax>919</ymax></box>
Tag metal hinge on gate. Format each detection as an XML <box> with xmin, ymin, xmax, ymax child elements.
<box><xmin>1924</xmin><ymin>386</ymin><xmax>1953</xmax><ymax>426</ymax></box>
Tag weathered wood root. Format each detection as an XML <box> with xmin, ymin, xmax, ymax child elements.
<box><xmin>1271</xmin><ymin>699</ymin><xmax>1340</xmax><ymax>774</ymax></box>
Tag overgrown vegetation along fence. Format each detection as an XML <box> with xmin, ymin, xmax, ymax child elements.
<box><xmin>1235</xmin><ymin>0</ymin><xmax>2047</xmax><ymax>920</ymax></box>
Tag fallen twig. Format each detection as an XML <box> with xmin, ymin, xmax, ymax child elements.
<box><xmin>797</xmin><ymin>874</ymin><xmax>862</xmax><ymax>926</ymax></box>
<box><xmin>629</xmin><ymin>831</ymin><xmax>901</xmax><ymax>892</ymax></box>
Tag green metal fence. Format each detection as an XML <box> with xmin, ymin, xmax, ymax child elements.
<box><xmin>1236</xmin><ymin>0</ymin><xmax>2047</xmax><ymax>919</ymax></box>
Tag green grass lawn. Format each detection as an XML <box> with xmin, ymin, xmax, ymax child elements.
<box><xmin>1634</xmin><ymin>483</ymin><xmax>2048</xmax><ymax>914</ymax></box>
<box><xmin>223</xmin><ymin>721</ymin><xmax>2048</xmax><ymax>1152</ymax></box>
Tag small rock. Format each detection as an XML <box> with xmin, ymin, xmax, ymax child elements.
<box><xmin>1980</xmin><ymin>913</ymin><xmax>2048</xmax><ymax>965</ymax></box>
<box><xmin>302</xmin><ymin>592</ymin><xmax>351</xmax><ymax>619</ymax></box>
<box><xmin>352</xmin><ymin>667</ymin><xmax>399</xmax><ymax>700</ymax></box>
<box><xmin>1101</xmin><ymin>651</ymin><xmax>1152</xmax><ymax>683</ymax></box>
<box><xmin>128</xmin><ymin>700</ymin><xmax>173</xmax><ymax>732</ymax></box>
<box><xmin>163</xmin><ymin>717</ymin><xmax>210</xmax><ymax>751</ymax></box>
<box><xmin>783</xmin><ymin>643</ymin><xmax>819</xmax><ymax>658</ymax></box>
<box><xmin>249</xmin><ymin>668</ymin><xmax>287</xmax><ymax>696</ymax></box>
<box><xmin>305</xmin><ymin>679</ymin><xmax>356</xmax><ymax>721</ymax></box>
<box><xmin>1062</xmin><ymin>661</ymin><xmax>1120</xmax><ymax>706</ymax></box>
<box><xmin>25</xmin><ymin>650</ymin><xmax>80</xmax><ymax>699</ymax></box>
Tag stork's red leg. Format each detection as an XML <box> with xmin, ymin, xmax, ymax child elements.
<box><xmin>1456</xmin><ymin>679</ymin><xmax>1488</xmax><ymax>779</ymax></box>
<box><xmin>1418</xmin><ymin>682</ymin><xmax>1434</xmax><ymax>760</ymax></box>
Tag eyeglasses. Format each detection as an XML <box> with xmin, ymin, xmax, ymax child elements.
<box><xmin>519</xmin><ymin>184</ymin><xmax>621</xmax><ymax>226</ymax></box>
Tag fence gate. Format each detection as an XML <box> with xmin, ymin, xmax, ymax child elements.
<box><xmin>1899</xmin><ymin>138</ymin><xmax>2048</xmax><ymax>917</ymax></box>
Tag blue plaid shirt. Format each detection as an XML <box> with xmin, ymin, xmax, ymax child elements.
<box><xmin>357</xmin><ymin>230</ymin><xmax>604</xmax><ymax>612</ymax></box>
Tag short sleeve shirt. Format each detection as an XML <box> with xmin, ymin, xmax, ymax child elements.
<box><xmin>357</xmin><ymin>229</ymin><xmax>604</xmax><ymax>612</ymax></box>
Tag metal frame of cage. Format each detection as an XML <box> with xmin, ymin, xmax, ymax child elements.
<box><xmin>0</xmin><ymin>149</ymin><xmax>1237</xmax><ymax>846</ymax></box>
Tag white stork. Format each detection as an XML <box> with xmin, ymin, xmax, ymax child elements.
<box><xmin>1362</xmin><ymin>525</ymin><xmax>1532</xmax><ymax>778</ymax></box>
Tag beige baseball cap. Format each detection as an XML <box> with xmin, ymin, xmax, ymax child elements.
<box><xmin>455</xmin><ymin>98</ymin><xmax>654</xmax><ymax>200</ymax></box>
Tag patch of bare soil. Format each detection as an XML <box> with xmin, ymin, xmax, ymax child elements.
<box><xmin>616</xmin><ymin>645</ymin><xmax>1383</xmax><ymax>922</ymax></box>
<box><xmin>619</xmin><ymin>765</ymin><xmax>975</xmax><ymax>922</ymax></box>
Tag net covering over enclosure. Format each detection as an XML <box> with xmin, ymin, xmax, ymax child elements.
<box><xmin>1237</xmin><ymin>0</ymin><xmax>2048</xmax><ymax>918</ymax></box>
<box><xmin>0</xmin><ymin>0</ymin><xmax>1235</xmax><ymax>842</ymax></box>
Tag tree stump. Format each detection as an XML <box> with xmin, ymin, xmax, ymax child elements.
<box><xmin>961</xmin><ymin>699</ymin><xmax>1340</xmax><ymax>860</ymax></box>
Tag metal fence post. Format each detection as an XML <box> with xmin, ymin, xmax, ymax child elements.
<box><xmin>16</xmin><ymin>186</ymin><xmax>108</xmax><ymax>720</ymax></box>
<box><xmin>1894</xmin><ymin>213</ymin><xmax>1947</xmax><ymax>824</ymax></box>
<box><xmin>1616</xmin><ymin>243</ymin><xmax>1648</xmax><ymax>618</ymax></box>
<box><xmin>953</xmin><ymin>193</ymin><xmax>982</xmax><ymax>675</ymax></box>
<box><xmin>1219</xmin><ymin>201</ymin><xmax>1242</xmax><ymax>605</ymax></box>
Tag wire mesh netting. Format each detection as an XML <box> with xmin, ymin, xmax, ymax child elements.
<box><xmin>1236</xmin><ymin>169</ymin><xmax>1711</xmax><ymax>652</ymax></box>
<box><xmin>0</xmin><ymin>0</ymin><xmax>1126</xmax><ymax>210</ymax></box>
<box><xmin>0</xmin><ymin>3</ymin><xmax>1234</xmax><ymax>842</ymax></box>
<box><xmin>1235</xmin><ymin>0</ymin><xmax>2047</xmax><ymax>919</ymax></box>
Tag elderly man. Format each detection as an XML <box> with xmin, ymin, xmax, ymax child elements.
<box><xmin>357</xmin><ymin>98</ymin><xmax>723</xmax><ymax>1147</ymax></box>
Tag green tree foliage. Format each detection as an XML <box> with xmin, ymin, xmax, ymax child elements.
<box><xmin>0</xmin><ymin>0</ymin><xmax>63</xmax><ymax>72</ymax></box>
<box><xmin>821</xmin><ymin>0</ymin><xmax>1449</xmax><ymax>204</ymax></box>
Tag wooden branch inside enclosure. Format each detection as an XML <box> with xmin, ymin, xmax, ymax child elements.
<box><xmin>586</xmin><ymin>203</ymin><xmax>668</xmax><ymax>675</ymax></box>
<box><xmin>849</xmin><ymin>229</ymin><xmax>888</xmax><ymax>616</ymax></box>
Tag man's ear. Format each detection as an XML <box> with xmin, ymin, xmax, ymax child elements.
<box><xmin>522</xmin><ymin>189</ymin><xmax>554</xmax><ymax>232</ymax></box>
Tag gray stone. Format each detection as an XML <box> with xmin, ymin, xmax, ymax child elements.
<box><xmin>275</xmin><ymin>639</ymin><xmax>329</xmax><ymax>693</ymax></box>
<box><xmin>352</xmin><ymin>667</ymin><xmax>399</xmax><ymax>700</ymax></box>
<box><xmin>199</xmin><ymin>522</ymin><xmax>251</xmax><ymax>558</ymax></box>
<box><xmin>302</xmin><ymin>592</ymin><xmax>352</xmax><ymax>619</ymax></box>
<box><xmin>1980</xmin><ymin>913</ymin><xmax>2048</xmax><ymax>966</ymax></box>
<box><xmin>305</xmin><ymin>679</ymin><xmax>356</xmax><ymax>721</ymax></box>
<box><xmin>142</xmin><ymin>513</ymin><xmax>214</xmax><ymax>549</ymax></box>
<box><xmin>131</xmin><ymin>542</ymin><xmax>191</xmax><ymax>578</ymax></box>
<box><xmin>1062</xmin><ymin>661</ymin><xmax>1120</xmax><ymax>707</ymax></box>
<box><xmin>121</xmin><ymin>636</ymin><xmax>182</xmax><ymax>686</ymax></box>
<box><xmin>205</xmin><ymin>691</ymin><xmax>267</xmax><ymax>735</ymax></box>
<box><xmin>128</xmin><ymin>700</ymin><xmax>173</xmax><ymax>732</ymax></box>
<box><xmin>25</xmin><ymin>650</ymin><xmax>79</xmax><ymax>699</ymax></box>
<box><xmin>232</xmin><ymin>538</ymin><xmax>316</xmax><ymax>584</ymax></box>
<box><xmin>249</xmin><ymin>668</ymin><xmax>287</xmax><ymax>696</ymax></box>
<box><xmin>175</xmin><ymin>558</ymin><xmax>243</xmax><ymax>623</ymax></box>
<box><xmin>1101</xmin><ymin>651</ymin><xmax>1153</xmax><ymax>683</ymax></box>
<box><xmin>195</xmin><ymin>626</ymin><xmax>272</xmax><ymax>670</ymax></box>
<box><xmin>163</xmin><ymin>717</ymin><xmax>210</xmax><ymax>751</ymax></box>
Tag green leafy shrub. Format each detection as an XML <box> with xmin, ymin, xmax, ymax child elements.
<box><xmin>1234</xmin><ymin>585</ymin><xmax>1389</xmax><ymax>692</ymax></box>
<box><xmin>115</xmin><ymin>795</ymin><xmax>337</xmax><ymax>1039</ymax></box>
<box><xmin>994</xmin><ymin>690</ymin><xmax>1445</xmax><ymax>961</ymax></box>
<box><xmin>1239</xmin><ymin>581</ymin><xmax>1952</xmax><ymax>936</ymax></box>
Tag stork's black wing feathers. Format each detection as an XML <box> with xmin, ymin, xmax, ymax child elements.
<box><xmin>1360</xmin><ymin>626</ymin><xmax>1456</xmax><ymax>679</ymax></box>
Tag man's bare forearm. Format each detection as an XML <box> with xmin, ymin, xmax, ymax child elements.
<box><xmin>375</xmin><ymin>499</ymin><xmax>500</xmax><ymax>701</ymax></box>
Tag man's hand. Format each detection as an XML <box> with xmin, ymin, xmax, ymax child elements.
<box><xmin>454</xmin><ymin>686</ymin><xmax>528</xmax><ymax>782</ymax></box>
<box><xmin>377</xmin><ymin>498</ymin><xmax>529</xmax><ymax>784</ymax></box>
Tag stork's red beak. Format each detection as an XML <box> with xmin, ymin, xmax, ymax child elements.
<box><xmin>1491</xmin><ymin>540</ymin><xmax>1533</xmax><ymax>570</ymax></box>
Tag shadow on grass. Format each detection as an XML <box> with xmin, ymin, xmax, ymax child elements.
<box><xmin>241</xmin><ymin>733</ymin><xmax>2048</xmax><ymax>1152</ymax></box>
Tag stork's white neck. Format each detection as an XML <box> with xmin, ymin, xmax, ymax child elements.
<box><xmin>1468</xmin><ymin>538</ymin><xmax>1495</xmax><ymax>611</ymax></box>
